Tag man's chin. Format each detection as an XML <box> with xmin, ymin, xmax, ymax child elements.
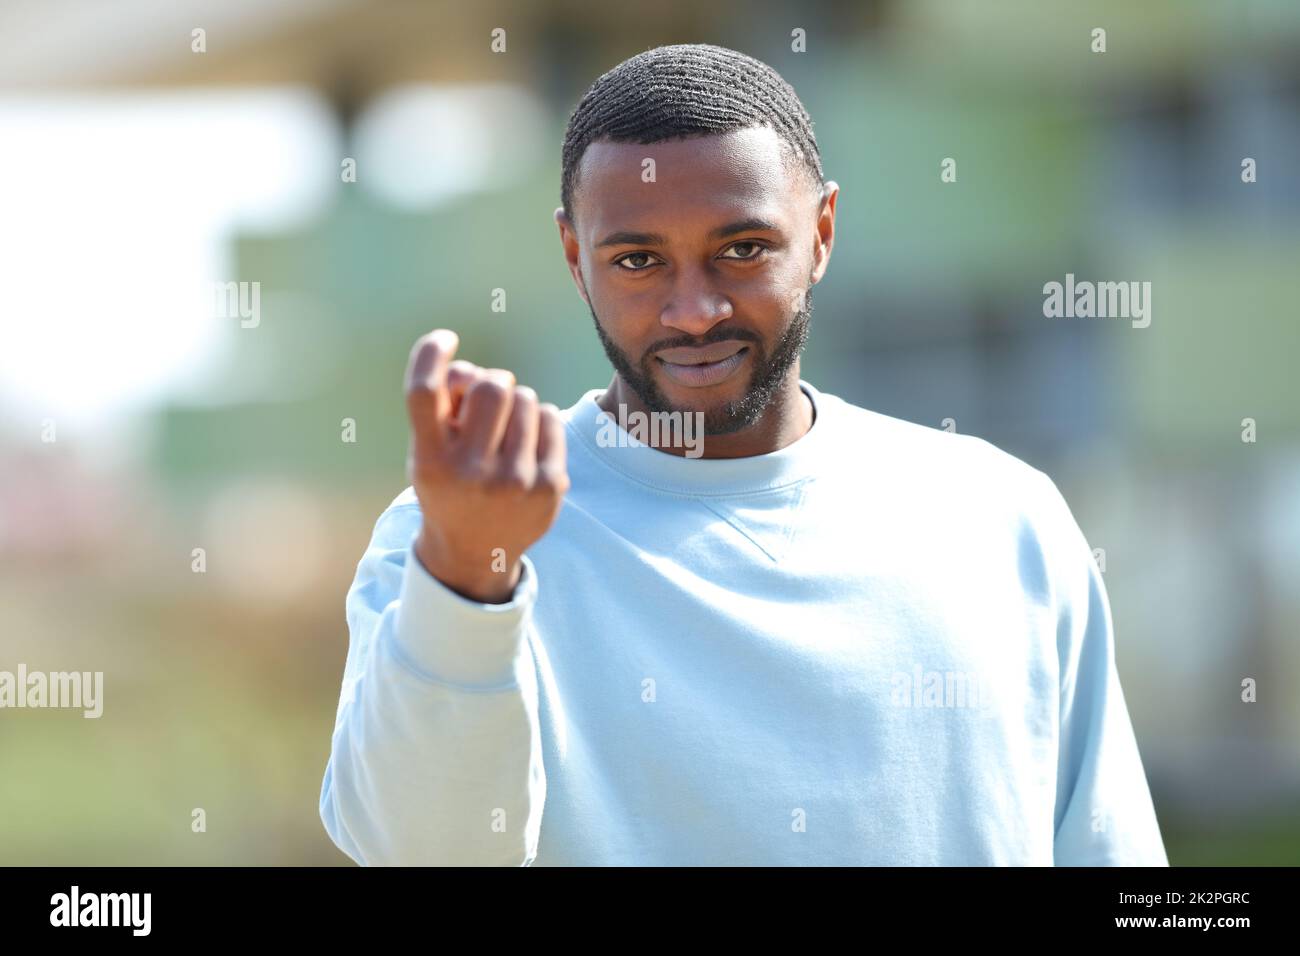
<box><xmin>648</xmin><ymin>385</ymin><xmax>765</xmax><ymax>436</ymax></box>
<box><xmin>648</xmin><ymin>377</ymin><xmax>745</xmax><ymax>422</ymax></box>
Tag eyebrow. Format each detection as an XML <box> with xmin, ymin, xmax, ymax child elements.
<box><xmin>594</xmin><ymin>217</ymin><xmax>782</xmax><ymax>248</ymax></box>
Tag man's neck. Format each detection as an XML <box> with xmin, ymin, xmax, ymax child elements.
<box><xmin>596</xmin><ymin>370</ymin><xmax>814</xmax><ymax>460</ymax></box>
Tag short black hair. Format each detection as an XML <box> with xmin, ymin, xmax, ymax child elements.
<box><xmin>560</xmin><ymin>43</ymin><xmax>825</xmax><ymax>226</ymax></box>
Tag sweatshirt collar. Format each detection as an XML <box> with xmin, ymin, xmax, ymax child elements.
<box><xmin>565</xmin><ymin>380</ymin><xmax>834</xmax><ymax>496</ymax></box>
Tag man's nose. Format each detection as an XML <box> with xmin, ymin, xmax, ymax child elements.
<box><xmin>659</xmin><ymin>265</ymin><xmax>734</xmax><ymax>336</ymax></box>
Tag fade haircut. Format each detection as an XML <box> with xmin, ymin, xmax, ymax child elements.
<box><xmin>560</xmin><ymin>43</ymin><xmax>825</xmax><ymax>226</ymax></box>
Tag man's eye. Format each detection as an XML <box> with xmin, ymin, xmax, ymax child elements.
<box><xmin>614</xmin><ymin>252</ymin><xmax>658</xmax><ymax>271</ymax></box>
<box><xmin>720</xmin><ymin>242</ymin><xmax>766</xmax><ymax>260</ymax></box>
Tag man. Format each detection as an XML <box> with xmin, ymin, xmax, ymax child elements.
<box><xmin>319</xmin><ymin>43</ymin><xmax>1168</xmax><ymax>866</ymax></box>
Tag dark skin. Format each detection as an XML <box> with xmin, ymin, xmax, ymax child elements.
<box><xmin>555</xmin><ymin>125</ymin><xmax>839</xmax><ymax>458</ymax></box>
<box><xmin>403</xmin><ymin>127</ymin><xmax>838</xmax><ymax>603</ymax></box>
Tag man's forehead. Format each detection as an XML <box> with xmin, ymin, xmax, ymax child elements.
<box><xmin>581</xmin><ymin>124</ymin><xmax>788</xmax><ymax>173</ymax></box>
<box><xmin>575</xmin><ymin>126</ymin><xmax>803</xmax><ymax>235</ymax></box>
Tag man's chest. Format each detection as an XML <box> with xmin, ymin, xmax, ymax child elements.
<box><xmin>521</xmin><ymin>539</ymin><xmax>1061</xmax><ymax>865</ymax></box>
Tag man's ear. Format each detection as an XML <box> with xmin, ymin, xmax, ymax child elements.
<box><xmin>555</xmin><ymin>206</ymin><xmax>591</xmax><ymax>305</ymax></box>
<box><xmin>810</xmin><ymin>179</ymin><xmax>838</xmax><ymax>285</ymax></box>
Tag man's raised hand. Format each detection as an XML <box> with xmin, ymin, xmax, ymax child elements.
<box><xmin>404</xmin><ymin>329</ymin><xmax>569</xmax><ymax>604</ymax></box>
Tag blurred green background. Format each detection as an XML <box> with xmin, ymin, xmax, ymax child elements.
<box><xmin>1</xmin><ymin>0</ymin><xmax>1298</xmax><ymax>865</ymax></box>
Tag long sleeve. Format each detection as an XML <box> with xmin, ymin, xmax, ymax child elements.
<box><xmin>1035</xmin><ymin>473</ymin><xmax>1169</xmax><ymax>866</ymax></box>
<box><xmin>318</xmin><ymin>502</ymin><xmax>546</xmax><ymax>866</ymax></box>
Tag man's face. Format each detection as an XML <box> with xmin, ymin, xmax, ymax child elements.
<box><xmin>558</xmin><ymin>126</ymin><xmax>833</xmax><ymax>435</ymax></box>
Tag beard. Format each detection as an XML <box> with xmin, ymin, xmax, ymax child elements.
<box><xmin>587</xmin><ymin>282</ymin><xmax>814</xmax><ymax>436</ymax></box>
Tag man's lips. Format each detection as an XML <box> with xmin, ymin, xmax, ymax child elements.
<box><xmin>654</xmin><ymin>342</ymin><xmax>751</xmax><ymax>387</ymax></box>
<box><xmin>655</xmin><ymin>341</ymin><xmax>749</xmax><ymax>365</ymax></box>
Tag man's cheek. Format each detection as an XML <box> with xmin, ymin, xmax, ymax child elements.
<box><xmin>787</xmin><ymin>286</ymin><xmax>811</xmax><ymax>315</ymax></box>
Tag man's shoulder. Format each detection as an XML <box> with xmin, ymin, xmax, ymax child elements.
<box><xmin>818</xmin><ymin>386</ymin><xmax>1052</xmax><ymax>495</ymax></box>
<box><xmin>823</xmin><ymin>388</ymin><xmax>1088</xmax><ymax>576</ymax></box>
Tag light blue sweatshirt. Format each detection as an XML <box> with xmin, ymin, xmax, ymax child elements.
<box><xmin>319</xmin><ymin>380</ymin><xmax>1169</xmax><ymax>866</ymax></box>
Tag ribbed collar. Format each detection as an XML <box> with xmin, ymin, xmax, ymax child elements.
<box><xmin>564</xmin><ymin>380</ymin><xmax>835</xmax><ymax>496</ymax></box>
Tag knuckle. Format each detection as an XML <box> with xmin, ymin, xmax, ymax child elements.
<box><xmin>406</xmin><ymin>379</ymin><xmax>436</xmax><ymax>400</ymax></box>
<box><xmin>536</xmin><ymin>466</ymin><xmax>570</xmax><ymax>495</ymax></box>
<box><xmin>447</xmin><ymin>359</ymin><xmax>478</xmax><ymax>380</ymax></box>
<box><xmin>453</xmin><ymin>456</ymin><xmax>491</xmax><ymax>484</ymax></box>
<box><xmin>494</xmin><ymin>466</ymin><xmax>532</xmax><ymax>494</ymax></box>
<box><xmin>540</xmin><ymin>405</ymin><xmax>565</xmax><ymax>432</ymax></box>
<box><xmin>467</xmin><ymin>376</ymin><xmax>510</xmax><ymax>403</ymax></box>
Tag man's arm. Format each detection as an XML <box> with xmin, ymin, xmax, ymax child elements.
<box><xmin>1034</xmin><ymin>470</ymin><xmax>1169</xmax><ymax>866</ymax></box>
<box><xmin>319</xmin><ymin>328</ymin><xmax>568</xmax><ymax>866</ymax></box>
<box><xmin>319</xmin><ymin>503</ymin><xmax>546</xmax><ymax>866</ymax></box>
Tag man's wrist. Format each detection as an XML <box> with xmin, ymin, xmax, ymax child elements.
<box><xmin>414</xmin><ymin>527</ymin><xmax>522</xmax><ymax>604</ymax></box>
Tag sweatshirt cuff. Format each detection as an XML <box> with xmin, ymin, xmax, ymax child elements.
<box><xmin>389</xmin><ymin>536</ymin><xmax>538</xmax><ymax>689</ymax></box>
